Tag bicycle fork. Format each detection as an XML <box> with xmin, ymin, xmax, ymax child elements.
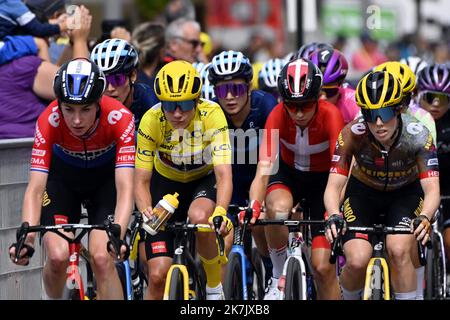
<box><xmin>363</xmin><ymin>242</ymin><xmax>390</xmax><ymax>300</ymax></box>
<box><xmin>66</xmin><ymin>243</ymin><xmax>85</xmax><ymax>300</ymax></box>
<box><xmin>278</xmin><ymin>232</ymin><xmax>307</xmax><ymax>300</ymax></box>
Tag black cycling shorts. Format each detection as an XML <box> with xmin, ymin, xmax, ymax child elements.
<box><xmin>341</xmin><ymin>176</ymin><xmax>424</xmax><ymax>244</ymax></box>
<box><xmin>144</xmin><ymin>170</ymin><xmax>217</xmax><ymax>260</ymax></box>
<box><xmin>40</xmin><ymin>155</ymin><xmax>116</xmax><ymax>227</ymax></box>
<box><xmin>266</xmin><ymin>160</ymin><xmax>329</xmax><ymax>242</ymax></box>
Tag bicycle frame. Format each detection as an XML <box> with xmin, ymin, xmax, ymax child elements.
<box><xmin>163</xmin><ymin>218</ymin><xmax>226</xmax><ymax>300</ymax></box>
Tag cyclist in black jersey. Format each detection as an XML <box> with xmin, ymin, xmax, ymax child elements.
<box><xmin>324</xmin><ymin>71</ymin><xmax>441</xmax><ymax>300</ymax></box>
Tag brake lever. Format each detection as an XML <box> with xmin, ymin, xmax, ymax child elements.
<box><xmin>15</xmin><ymin>222</ymin><xmax>30</xmax><ymax>263</ymax></box>
<box><xmin>105</xmin><ymin>219</ymin><xmax>122</xmax><ymax>260</ymax></box>
<box><xmin>212</xmin><ymin>216</ymin><xmax>225</xmax><ymax>256</ymax></box>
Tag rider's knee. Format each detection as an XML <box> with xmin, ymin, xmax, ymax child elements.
<box><xmin>387</xmin><ymin>242</ymin><xmax>411</xmax><ymax>266</ymax></box>
<box><xmin>149</xmin><ymin>269</ymin><xmax>167</xmax><ymax>289</ymax></box>
<box><xmin>45</xmin><ymin>244</ymin><xmax>69</xmax><ymax>271</ymax></box>
<box><xmin>188</xmin><ymin>208</ymin><xmax>210</xmax><ymax>224</ymax></box>
<box><xmin>91</xmin><ymin>251</ymin><xmax>113</xmax><ymax>274</ymax></box>
<box><xmin>312</xmin><ymin>259</ymin><xmax>335</xmax><ymax>281</ymax></box>
<box><xmin>265</xmin><ymin>199</ymin><xmax>291</xmax><ymax>219</ymax></box>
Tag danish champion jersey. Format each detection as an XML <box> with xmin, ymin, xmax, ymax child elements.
<box><xmin>260</xmin><ymin>100</ymin><xmax>344</xmax><ymax>172</ymax></box>
<box><xmin>30</xmin><ymin>95</ymin><xmax>135</xmax><ymax>173</ymax></box>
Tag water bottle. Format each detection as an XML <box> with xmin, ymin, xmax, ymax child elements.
<box><xmin>142</xmin><ymin>192</ymin><xmax>179</xmax><ymax>235</ymax></box>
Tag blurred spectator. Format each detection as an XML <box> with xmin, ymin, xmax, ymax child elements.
<box><xmin>131</xmin><ymin>22</ymin><xmax>165</xmax><ymax>89</ymax></box>
<box><xmin>164</xmin><ymin>17</ymin><xmax>201</xmax><ymax>63</ymax></box>
<box><xmin>351</xmin><ymin>32</ymin><xmax>387</xmax><ymax>72</ymax></box>
<box><xmin>0</xmin><ymin>5</ymin><xmax>92</xmax><ymax>139</ymax></box>
<box><xmin>244</xmin><ymin>27</ymin><xmax>273</xmax><ymax>63</ymax></box>
<box><xmin>164</xmin><ymin>0</ymin><xmax>195</xmax><ymax>24</ymax></box>
<box><xmin>385</xmin><ymin>42</ymin><xmax>401</xmax><ymax>61</ymax></box>
<box><xmin>432</xmin><ymin>42</ymin><xmax>449</xmax><ymax>64</ymax></box>
<box><xmin>198</xmin><ymin>31</ymin><xmax>212</xmax><ymax>63</ymax></box>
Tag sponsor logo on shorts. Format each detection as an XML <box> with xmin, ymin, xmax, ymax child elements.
<box><xmin>54</xmin><ymin>215</ymin><xmax>68</xmax><ymax>225</ymax></box>
<box><xmin>151</xmin><ymin>241</ymin><xmax>167</xmax><ymax>254</ymax></box>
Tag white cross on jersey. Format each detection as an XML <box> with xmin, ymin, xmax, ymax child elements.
<box><xmin>280</xmin><ymin>127</ymin><xmax>329</xmax><ymax>171</ymax></box>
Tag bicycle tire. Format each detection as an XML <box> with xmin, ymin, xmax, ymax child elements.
<box><xmin>191</xmin><ymin>258</ymin><xmax>207</xmax><ymax>300</ymax></box>
<box><xmin>370</xmin><ymin>259</ymin><xmax>384</xmax><ymax>300</ymax></box>
<box><xmin>425</xmin><ymin>245</ymin><xmax>434</xmax><ymax>299</ymax></box>
<box><xmin>284</xmin><ymin>258</ymin><xmax>303</xmax><ymax>300</ymax></box>
<box><xmin>224</xmin><ymin>252</ymin><xmax>244</xmax><ymax>300</ymax></box>
<box><xmin>250</xmin><ymin>248</ymin><xmax>265</xmax><ymax>300</ymax></box>
<box><xmin>167</xmin><ymin>267</ymin><xmax>185</xmax><ymax>300</ymax></box>
<box><xmin>302</xmin><ymin>251</ymin><xmax>317</xmax><ymax>300</ymax></box>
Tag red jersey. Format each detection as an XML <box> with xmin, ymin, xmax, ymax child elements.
<box><xmin>260</xmin><ymin>100</ymin><xmax>344</xmax><ymax>172</ymax></box>
<box><xmin>30</xmin><ymin>95</ymin><xmax>135</xmax><ymax>173</ymax></box>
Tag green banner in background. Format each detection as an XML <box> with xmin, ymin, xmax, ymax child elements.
<box><xmin>322</xmin><ymin>3</ymin><xmax>397</xmax><ymax>40</ymax></box>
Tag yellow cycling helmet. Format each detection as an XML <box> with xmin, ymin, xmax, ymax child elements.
<box><xmin>374</xmin><ymin>61</ymin><xmax>416</xmax><ymax>94</ymax></box>
<box><xmin>154</xmin><ymin>60</ymin><xmax>202</xmax><ymax>101</ymax></box>
<box><xmin>200</xmin><ymin>32</ymin><xmax>213</xmax><ymax>57</ymax></box>
<box><xmin>356</xmin><ymin>71</ymin><xmax>403</xmax><ymax>109</ymax></box>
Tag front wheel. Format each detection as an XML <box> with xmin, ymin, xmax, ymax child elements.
<box><xmin>167</xmin><ymin>267</ymin><xmax>185</xmax><ymax>300</ymax></box>
<box><xmin>284</xmin><ymin>258</ymin><xmax>304</xmax><ymax>300</ymax></box>
<box><xmin>250</xmin><ymin>248</ymin><xmax>265</xmax><ymax>300</ymax></box>
<box><xmin>224</xmin><ymin>252</ymin><xmax>244</xmax><ymax>300</ymax></box>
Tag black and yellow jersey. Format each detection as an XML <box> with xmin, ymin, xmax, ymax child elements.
<box><xmin>135</xmin><ymin>99</ymin><xmax>232</xmax><ymax>182</ymax></box>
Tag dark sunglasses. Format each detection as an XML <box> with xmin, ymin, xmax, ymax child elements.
<box><xmin>283</xmin><ymin>100</ymin><xmax>317</xmax><ymax>113</ymax></box>
<box><xmin>420</xmin><ymin>91</ymin><xmax>450</xmax><ymax>105</ymax></box>
<box><xmin>361</xmin><ymin>106</ymin><xmax>399</xmax><ymax>123</ymax></box>
<box><xmin>106</xmin><ymin>73</ymin><xmax>128</xmax><ymax>87</ymax></box>
<box><xmin>161</xmin><ymin>100</ymin><xmax>196</xmax><ymax>112</ymax></box>
<box><xmin>322</xmin><ymin>86</ymin><xmax>340</xmax><ymax>98</ymax></box>
<box><xmin>175</xmin><ymin>36</ymin><xmax>201</xmax><ymax>48</ymax></box>
<box><xmin>214</xmin><ymin>83</ymin><xmax>248</xmax><ymax>99</ymax></box>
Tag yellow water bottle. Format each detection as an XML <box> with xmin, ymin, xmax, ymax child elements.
<box><xmin>142</xmin><ymin>192</ymin><xmax>179</xmax><ymax>235</ymax></box>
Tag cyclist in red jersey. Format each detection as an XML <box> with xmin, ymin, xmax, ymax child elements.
<box><xmin>247</xmin><ymin>58</ymin><xmax>344</xmax><ymax>299</ymax></box>
<box><xmin>9</xmin><ymin>58</ymin><xmax>135</xmax><ymax>300</ymax></box>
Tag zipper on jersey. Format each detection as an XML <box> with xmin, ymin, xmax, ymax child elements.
<box><xmin>381</xmin><ymin>150</ymin><xmax>389</xmax><ymax>191</ymax></box>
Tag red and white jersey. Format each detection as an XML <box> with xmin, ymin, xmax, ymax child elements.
<box><xmin>30</xmin><ymin>95</ymin><xmax>135</xmax><ymax>173</ymax></box>
<box><xmin>260</xmin><ymin>100</ymin><xmax>344</xmax><ymax>172</ymax></box>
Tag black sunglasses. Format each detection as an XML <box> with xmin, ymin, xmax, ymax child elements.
<box><xmin>174</xmin><ymin>36</ymin><xmax>201</xmax><ymax>48</ymax></box>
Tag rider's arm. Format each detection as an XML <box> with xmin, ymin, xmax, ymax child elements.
<box><xmin>134</xmin><ymin>168</ymin><xmax>153</xmax><ymax>213</ymax></box>
<box><xmin>22</xmin><ymin>171</ymin><xmax>48</xmax><ymax>243</ymax></box>
<box><xmin>324</xmin><ymin>173</ymin><xmax>348</xmax><ymax>216</ymax></box>
<box><xmin>134</xmin><ymin>108</ymin><xmax>158</xmax><ymax>215</ymax></box>
<box><xmin>213</xmin><ymin>163</ymin><xmax>232</xmax><ymax>212</ymax></box>
<box><xmin>114</xmin><ymin>168</ymin><xmax>134</xmax><ymax>239</ymax></box>
<box><xmin>419</xmin><ymin>177</ymin><xmax>440</xmax><ymax>221</ymax></box>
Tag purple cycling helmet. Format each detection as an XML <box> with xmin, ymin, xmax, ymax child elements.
<box><xmin>296</xmin><ymin>42</ymin><xmax>333</xmax><ymax>60</ymax></box>
<box><xmin>309</xmin><ymin>48</ymin><xmax>348</xmax><ymax>85</ymax></box>
<box><xmin>417</xmin><ymin>64</ymin><xmax>450</xmax><ymax>94</ymax></box>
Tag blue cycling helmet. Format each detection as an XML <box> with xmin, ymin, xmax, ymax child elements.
<box><xmin>91</xmin><ymin>38</ymin><xmax>139</xmax><ymax>75</ymax></box>
<box><xmin>208</xmin><ymin>50</ymin><xmax>253</xmax><ymax>85</ymax></box>
<box><xmin>53</xmin><ymin>58</ymin><xmax>106</xmax><ymax>105</ymax></box>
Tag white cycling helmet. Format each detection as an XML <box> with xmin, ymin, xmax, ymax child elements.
<box><xmin>208</xmin><ymin>50</ymin><xmax>253</xmax><ymax>84</ymax></box>
<box><xmin>258</xmin><ymin>58</ymin><xmax>287</xmax><ymax>92</ymax></box>
<box><xmin>399</xmin><ymin>56</ymin><xmax>428</xmax><ymax>77</ymax></box>
<box><xmin>91</xmin><ymin>38</ymin><xmax>139</xmax><ymax>75</ymax></box>
<box><xmin>198</xmin><ymin>63</ymin><xmax>215</xmax><ymax>100</ymax></box>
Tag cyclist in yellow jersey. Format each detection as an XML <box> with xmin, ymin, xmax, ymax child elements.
<box><xmin>134</xmin><ymin>60</ymin><xmax>233</xmax><ymax>300</ymax></box>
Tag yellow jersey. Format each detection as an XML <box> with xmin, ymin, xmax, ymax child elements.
<box><xmin>135</xmin><ymin>99</ymin><xmax>232</xmax><ymax>183</ymax></box>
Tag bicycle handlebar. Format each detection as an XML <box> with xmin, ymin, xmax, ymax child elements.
<box><xmin>328</xmin><ymin>224</ymin><xmax>429</xmax><ymax>265</ymax></box>
<box><xmin>14</xmin><ymin>219</ymin><xmax>123</xmax><ymax>262</ymax></box>
<box><xmin>254</xmin><ymin>219</ymin><xmax>325</xmax><ymax>226</ymax></box>
<box><xmin>164</xmin><ymin>218</ymin><xmax>227</xmax><ymax>263</ymax></box>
